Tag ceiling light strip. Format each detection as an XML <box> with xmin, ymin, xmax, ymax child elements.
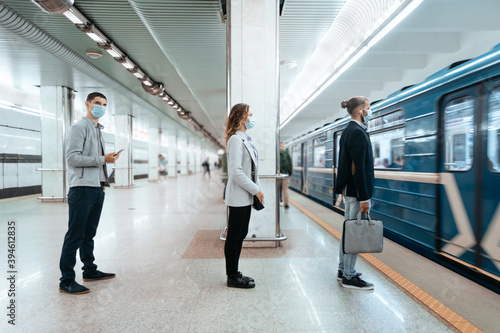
<box><xmin>280</xmin><ymin>0</ymin><xmax>423</xmax><ymax>129</ymax></box>
<box><xmin>56</xmin><ymin>4</ymin><xmax>222</xmax><ymax>148</ymax></box>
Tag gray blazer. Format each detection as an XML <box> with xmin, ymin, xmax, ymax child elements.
<box><xmin>66</xmin><ymin>117</ymin><xmax>106</xmax><ymax>188</ymax></box>
<box><xmin>225</xmin><ymin>131</ymin><xmax>262</xmax><ymax>207</ymax></box>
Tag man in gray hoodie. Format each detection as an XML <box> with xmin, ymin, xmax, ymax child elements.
<box><xmin>59</xmin><ymin>92</ymin><xmax>121</xmax><ymax>294</ymax></box>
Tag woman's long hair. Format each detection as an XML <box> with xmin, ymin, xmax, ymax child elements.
<box><xmin>225</xmin><ymin>103</ymin><xmax>249</xmax><ymax>144</ymax></box>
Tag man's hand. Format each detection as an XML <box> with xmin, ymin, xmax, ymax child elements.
<box><xmin>105</xmin><ymin>151</ymin><xmax>121</xmax><ymax>163</ymax></box>
<box><xmin>360</xmin><ymin>201</ymin><xmax>370</xmax><ymax>213</ymax></box>
<box><xmin>256</xmin><ymin>191</ymin><xmax>264</xmax><ymax>204</ymax></box>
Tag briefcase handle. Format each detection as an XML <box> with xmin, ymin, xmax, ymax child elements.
<box><xmin>355</xmin><ymin>211</ymin><xmax>375</xmax><ymax>226</ymax></box>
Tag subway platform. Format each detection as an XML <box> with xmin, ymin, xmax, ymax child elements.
<box><xmin>0</xmin><ymin>171</ymin><xmax>499</xmax><ymax>332</ymax></box>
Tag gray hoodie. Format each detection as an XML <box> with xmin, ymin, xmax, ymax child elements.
<box><xmin>66</xmin><ymin>117</ymin><xmax>108</xmax><ymax>188</ymax></box>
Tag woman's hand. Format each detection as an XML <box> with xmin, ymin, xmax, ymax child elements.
<box><xmin>256</xmin><ymin>191</ymin><xmax>264</xmax><ymax>204</ymax></box>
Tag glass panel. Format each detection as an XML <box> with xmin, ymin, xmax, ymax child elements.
<box><xmin>371</xmin><ymin>128</ymin><xmax>405</xmax><ymax>169</ymax></box>
<box><xmin>368</xmin><ymin>109</ymin><xmax>405</xmax><ymax>131</ymax></box>
<box><xmin>335</xmin><ymin>132</ymin><xmax>342</xmax><ymax>167</ymax></box>
<box><xmin>292</xmin><ymin>145</ymin><xmax>301</xmax><ymax>167</ymax></box>
<box><xmin>314</xmin><ymin>134</ymin><xmax>327</xmax><ymax>145</ymax></box>
<box><xmin>406</xmin><ymin>113</ymin><xmax>436</xmax><ymax>138</ymax></box>
<box><xmin>313</xmin><ymin>145</ymin><xmax>326</xmax><ymax>167</ymax></box>
<box><xmin>488</xmin><ymin>87</ymin><xmax>500</xmax><ymax>173</ymax></box>
<box><xmin>444</xmin><ymin>97</ymin><xmax>474</xmax><ymax>171</ymax></box>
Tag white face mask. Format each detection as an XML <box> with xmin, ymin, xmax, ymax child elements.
<box><xmin>359</xmin><ymin>108</ymin><xmax>372</xmax><ymax>123</ymax></box>
<box><xmin>245</xmin><ymin>117</ymin><xmax>256</xmax><ymax>129</ymax></box>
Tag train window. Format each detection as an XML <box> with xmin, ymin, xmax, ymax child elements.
<box><xmin>313</xmin><ymin>134</ymin><xmax>326</xmax><ymax>167</ymax></box>
<box><xmin>487</xmin><ymin>88</ymin><xmax>500</xmax><ymax>172</ymax></box>
<box><xmin>444</xmin><ymin>97</ymin><xmax>474</xmax><ymax>171</ymax></box>
<box><xmin>313</xmin><ymin>145</ymin><xmax>326</xmax><ymax>167</ymax></box>
<box><xmin>292</xmin><ymin>145</ymin><xmax>301</xmax><ymax>167</ymax></box>
<box><xmin>369</xmin><ymin>110</ymin><xmax>405</xmax><ymax>131</ymax></box>
<box><xmin>371</xmin><ymin>128</ymin><xmax>405</xmax><ymax>169</ymax></box>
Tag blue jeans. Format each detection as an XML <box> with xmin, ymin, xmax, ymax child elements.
<box><xmin>338</xmin><ymin>196</ymin><xmax>370</xmax><ymax>279</ymax></box>
<box><xmin>59</xmin><ymin>187</ymin><xmax>105</xmax><ymax>284</ymax></box>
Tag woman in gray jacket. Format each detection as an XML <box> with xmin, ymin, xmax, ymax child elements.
<box><xmin>224</xmin><ymin>103</ymin><xmax>264</xmax><ymax>288</ymax></box>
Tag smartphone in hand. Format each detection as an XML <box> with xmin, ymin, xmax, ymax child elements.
<box><xmin>114</xmin><ymin>149</ymin><xmax>124</xmax><ymax>156</ymax></box>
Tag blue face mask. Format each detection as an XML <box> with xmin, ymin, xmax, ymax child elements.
<box><xmin>245</xmin><ymin>117</ymin><xmax>256</xmax><ymax>129</ymax></box>
<box><xmin>360</xmin><ymin>108</ymin><xmax>372</xmax><ymax>123</ymax></box>
<box><xmin>91</xmin><ymin>104</ymin><xmax>106</xmax><ymax>118</ymax></box>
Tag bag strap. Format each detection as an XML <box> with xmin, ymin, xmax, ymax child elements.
<box><xmin>356</xmin><ymin>211</ymin><xmax>373</xmax><ymax>225</ymax></box>
<box><xmin>251</xmin><ymin>161</ymin><xmax>256</xmax><ymax>183</ymax></box>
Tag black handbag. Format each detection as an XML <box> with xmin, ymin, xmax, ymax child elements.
<box><xmin>251</xmin><ymin>163</ymin><xmax>264</xmax><ymax>210</ymax></box>
<box><xmin>253</xmin><ymin>195</ymin><xmax>264</xmax><ymax>211</ymax></box>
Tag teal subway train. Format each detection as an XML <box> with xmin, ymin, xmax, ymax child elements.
<box><xmin>287</xmin><ymin>43</ymin><xmax>500</xmax><ymax>293</ymax></box>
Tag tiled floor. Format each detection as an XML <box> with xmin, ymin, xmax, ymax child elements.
<box><xmin>0</xmin><ymin>171</ymin><xmax>498</xmax><ymax>332</ymax></box>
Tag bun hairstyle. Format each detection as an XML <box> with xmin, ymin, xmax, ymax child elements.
<box><xmin>341</xmin><ymin>96</ymin><xmax>368</xmax><ymax>115</ymax></box>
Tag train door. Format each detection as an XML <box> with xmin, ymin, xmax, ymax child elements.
<box><xmin>439</xmin><ymin>84</ymin><xmax>500</xmax><ymax>281</ymax></box>
<box><xmin>333</xmin><ymin>130</ymin><xmax>344</xmax><ymax>210</ymax></box>
<box><xmin>479</xmin><ymin>82</ymin><xmax>500</xmax><ymax>279</ymax></box>
<box><xmin>301</xmin><ymin>142</ymin><xmax>309</xmax><ymax>194</ymax></box>
<box><xmin>290</xmin><ymin>144</ymin><xmax>303</xmax><ymax>192</ymax></box>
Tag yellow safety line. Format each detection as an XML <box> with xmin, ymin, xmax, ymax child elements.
<box><xmin>289</xmin><ymin>197</ymin><xmax>483</xmax><ymax>333</ymax></box>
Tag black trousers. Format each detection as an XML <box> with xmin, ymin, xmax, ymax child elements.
<box><xmin>59</xmin><ymin>187</ymin><xmax>104</xmax><ymax>284</ymax></box>
<box><xmin>224</xmin><ymin>205</ymin><xmax>251</xmax><ymax>276</ymax></box>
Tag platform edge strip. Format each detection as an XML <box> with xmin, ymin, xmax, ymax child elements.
<box><xmin>288</xmin><ymin>197</ymin><xmax>483</xmax><ymax>333</ymax></box>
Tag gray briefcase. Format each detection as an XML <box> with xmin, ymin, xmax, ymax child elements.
<box><xmin>342</xmin><ymin>212</ymin><xmax>383</xmax><ymax>254</ymax></box>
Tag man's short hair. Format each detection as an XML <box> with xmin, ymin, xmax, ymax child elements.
<box><xmin>86</xmin><ymin>92</ymin><xmax>107</xmax><ymax>103</ymax></box>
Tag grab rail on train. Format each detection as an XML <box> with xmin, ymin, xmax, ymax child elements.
<box><xmin>220</xmin><ymin>174</ymin><xmax>289</xmax><ymax>247</ymax></box>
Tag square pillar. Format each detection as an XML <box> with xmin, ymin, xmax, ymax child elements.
<box><xmin>148</xmin><ymin>127</ymin><xmax>160</xmax><ymax>181</ymax></box>
<box><xmin>228</xmin><ymin>0</ymin><xmax>281</xmax><ymax>247</ymax></box>
<box><xmin>39</xmin><ymin>86</ymin><xmax>74</xmax><ymax>201</ymax></box>
<box><xmin>114</xmin><ymin>114</ymin><xmax>134</xmax><ymax>187</ymax></box>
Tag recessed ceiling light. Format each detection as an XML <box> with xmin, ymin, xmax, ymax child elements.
<box><xmin>86</xmin><ymin>50</ymin><xmax>102</xmax><ymax>59</ymax></box>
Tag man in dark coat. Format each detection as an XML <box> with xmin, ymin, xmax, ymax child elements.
<box><xmin>334</xmin><ymin>96</ymin><xmax>375</xmax><ymax>290</ymax></box>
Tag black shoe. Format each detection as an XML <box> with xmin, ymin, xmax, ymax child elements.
<box><xmin>59</xmin><ymin>281</ymin><xmax>90</xmax><ymax>294</ymax></box>
<box><xmin>236</xmin><ymin>271</ymin><xmax>254</xmax><ymax>282</ymax></box>
<box><xmin>83</xmin><ymin>270</ymin><xmax>116</xmax><ymax>282</ymax></box>
<box><xmin>337</xmin><ymin>270</ymin><xmax>362</xmax><ymax>281</ymax></box>
<box><xmin>341</xmin><ymin>276</ymin><xmax>374</xmax><ymax>290</ymax></box>
<box><xmin>284</xmin><ymin>205</ymin><xmax>289</xmax><ymax>209</ymax></box>
<box><xmin>227</xmin><ymin>274</ymin><xmax>255</xmax><ymax>289</ymax></box>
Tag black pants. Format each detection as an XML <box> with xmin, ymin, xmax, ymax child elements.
<box><xmin>224</xmin><ymin>205</ymin><xmax>251</xmax><ymax>276</ymax></box>
<box><xmin>59</xmin><ymin>187</ymin><xmax>104</xmax><ymax>284</ymax></box>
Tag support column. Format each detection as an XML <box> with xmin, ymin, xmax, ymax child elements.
<box><xmin>148</xmin><ymin>127</ymin><xmax>160</xmax><ymax>181</ymax></box>
<box><xmin>194</xmin><ymin>139</ymin><xmax>201</xmax><ymax>173</ymax></box>
<box><xmin>114</xmin><ymin>114</ymin><xmax>134</xmax><ymax>187</ymax></box>
<box><xmin>166</xmin><ymin>127</ymin><xmax>177</xmax><ymax>177</ymax></box>
<box><xmin>228</xmin><ymin>0</ymin><xmax>280</xmax><ymax>247</ymax></box>
<box><xmin>39</xmin><ymin>86</ymin><xmax>74</xmax><ymax>201</ymax></box>
<box><xmin>178</xmin><ymin>133</ymin><xmax>188</xmax><ymax>175</ymax></box>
